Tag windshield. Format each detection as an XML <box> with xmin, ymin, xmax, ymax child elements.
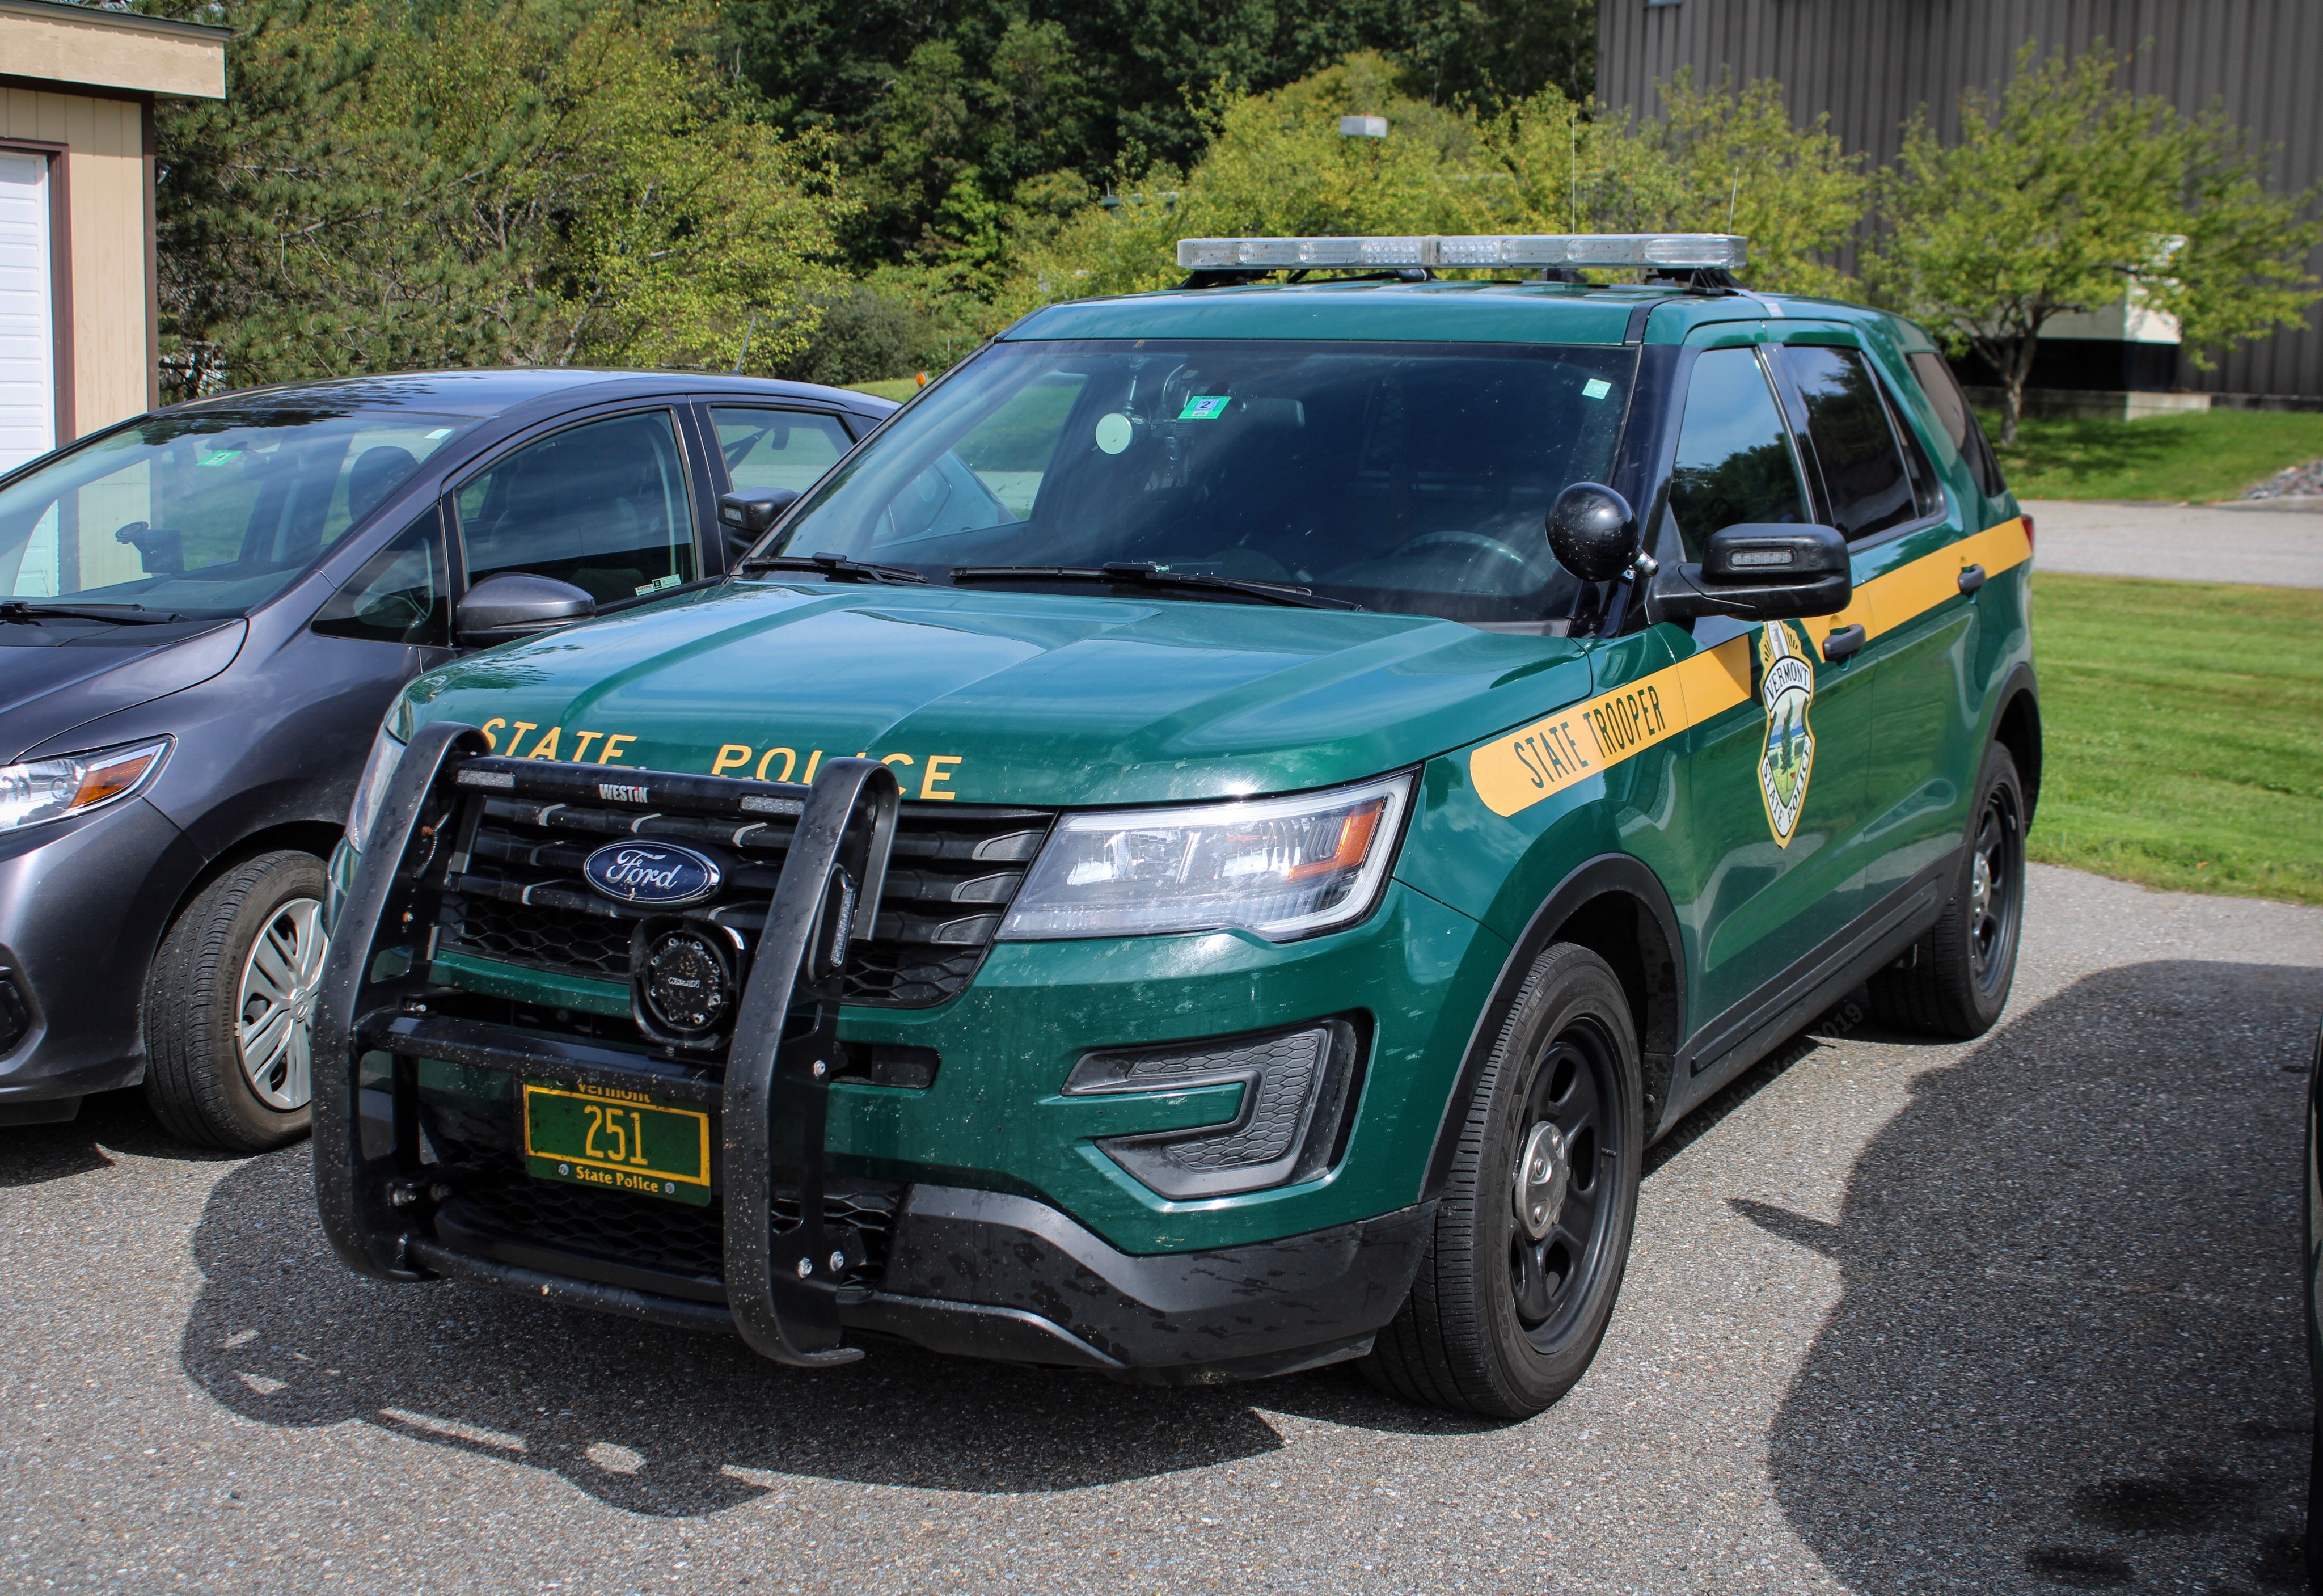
<box><xmin>0</xmin><ymin>405</ymin><xmax>480</xmax><ymax>617</ymax></box>
<box><xmin>757</xmin><ymin>339</ymin><xmax>1637</xmax><ymax>624</ymax></box>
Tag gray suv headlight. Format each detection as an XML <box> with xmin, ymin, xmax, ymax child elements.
<box><xmin>998</xmin><ymin>771</ymin><xmax>1413</xmax><ymax>942</ymax></box>
<box><xmin>0</xmin><ymin>737</ymin><xmax>170</xmax><ymax>835</ymax></box>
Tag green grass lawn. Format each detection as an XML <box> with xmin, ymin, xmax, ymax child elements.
<box><xmin>1982</xmin><ymin>408</ymin><xmax>2323</xmax><ymax>502</ymax></box>
<box><xmin>2028</xmin><ymin>572</ymin><xmax>2323</xmax><ymax>905</ymax></box>
<box><xmin>847</xmin><ymin>377</ymin><xmax>924</xmax><ymax>403</ymax></box>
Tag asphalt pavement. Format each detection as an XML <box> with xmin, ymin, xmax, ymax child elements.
<box><xmin>2025</xmin><ymin>497</ymin><xmax>2323</xmax><ymax>588</ymax></box>
<box><xmin>5</xmin><ymin>863</ymin><xmax>2319</xmax><ymax>1595</ymax></box>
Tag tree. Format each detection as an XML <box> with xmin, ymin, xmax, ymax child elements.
<box><xmin>150</xmin><ymin>0</ymin><xmax>852</xmax><ymax>395</ymax></box>
<box><xmin>989</xmin><ymin>55</ymin><xmax>1868</xmax><ymax>323</ymax></box>
<box><xmin>147</xmin><ymin>0</ymin><xmax>376</xmax><ymax>398</ymax></box>
<box><xmin>1870</xmin><ymin>41</ymin><xmax>2323</xmax><ymax>445</ymax></box>
<box><xmin>1474</xmin><ymin>71</ymin><xmax>1865</xmax><ymax>297</ymax></box>
<box><xmin>722</xmin><ymin>0</ymin><xmax>1595</xmax><ymax>274</ymax></box>
<box><xmin>1628</xmin><ymin>72</ymin><xmax>1866</xmax><ymax>299</ymax></box>
<box><xmin>989</xmin><ymin>54</ymin><xmax>1489</xmax><ymax>314</ymax></box>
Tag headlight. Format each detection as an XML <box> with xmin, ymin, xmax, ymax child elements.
<box><xmin>344</xmin><ymin>723</ymin><xmax>407</xmax><ymax>854</ymax></box>
<box><xmin>999</xmin><ymin>772</ymin><xmax>1413</xmax><ymax>941</ymax></box>
<box><xmin>0</xmin><ymin>737</ymin><xmax>171</xmax><ymax>835</ymax></box>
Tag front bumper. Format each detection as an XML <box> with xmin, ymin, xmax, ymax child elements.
<box><xmin>417</xmin><ymin>1180</ymin><xmax>1431</xmax><ymax>1380</ymax></box>
<box><xmin>315</xmin><ymin>728</ymin><xmax>1483</xmax><ymax>1375</ymax></box>
<box><xmin>0</xmin><ymin>795</ymin><xmax>200</xmax><ymax>1111</ymax></box>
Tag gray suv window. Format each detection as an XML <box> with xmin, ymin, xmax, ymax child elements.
<box><xmin>711</xmin><ymin>407</ymin><xmax>854</xmax><ymax>498</ymax></box>
<box><xmin>455</xmin><ymin>411</ymin><xmax>696</xmax><ymax>603</ymax></box>
<box><xmin>311</xmin><ymin>510</ymin><xmax>450</xmax><ymax>647</ymax></box>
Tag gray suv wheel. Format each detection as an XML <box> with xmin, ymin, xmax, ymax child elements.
<box><xmin>143</xmin><ymin>850</ymin><xmax>327</xmax><ymax>1152</ymax></box>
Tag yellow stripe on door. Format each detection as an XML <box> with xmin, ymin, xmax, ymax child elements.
<box><xmin>1469</xmin><ymin>636</ymin><xmax>1751</xmax><ymax>817</ymax></box>
<box><xmin>1803</xmin><ymin>516</ymin><xmax>2030</xmax><ymax>652</ymax></box>
<box><xmin>1464</xmin><ymin>517</ymin><xmax>2029</xmax><ymax>820</ymax></box>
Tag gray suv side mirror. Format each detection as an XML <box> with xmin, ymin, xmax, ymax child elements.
<box><xmin>718</xmin><ymin>488</ymin><xmax>801</xmax><ymax>565</ymax></box>
<box><xmin>455</xmin><ymin>572</ymin><xmax>596</xmax><ymax>648</ymax></box>
<box><xmin>1652</xmin><ymin>524</ymin><xmax>1852</xmax><ymax>621</ymax></box>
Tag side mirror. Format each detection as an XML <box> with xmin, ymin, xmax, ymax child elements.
<box><xmin>1546</xmin><ymin>483</ymin><xmax>1640</xmax><ymax>581</ymax></box>
<box><xmin>719</xmin><ymin>488</ymin><xmax>801</xmax><ymax>564</ymax></box>
<box><xmin>455</xmin><ymin>572</ymin><xmax>595</xmax><ymax>648</ymax></box>
<box><xmin>1652</xmin><ymin>524</ymin><xmax>1851</xmax><ymax>620</ymax></box>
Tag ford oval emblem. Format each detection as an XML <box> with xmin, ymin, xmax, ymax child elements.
<box><xmin>581</xmin><ymin>842</ymin><xmax>722</xmax><ymax>907</ymax></box>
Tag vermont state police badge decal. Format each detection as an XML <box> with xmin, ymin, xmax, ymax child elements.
<box><xmin>1757</xmin><ymin>620</ymin><xmax>1817</xmax><ymax>847</ymax></box>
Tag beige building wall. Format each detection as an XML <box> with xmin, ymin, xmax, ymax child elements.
<box><xmin>0</xmin><ymin>2</ymin><xmax>222</xmax><ymax>101</ymax></box>
<box><xmin>0</xmin><ymin>85</ymin><xmax>147</xmax><ymax>437</ymax></box>
<box><xmin>0</xmin><ymin>0</ymin><xmax>223</xmax><ymax>453</ymax></box>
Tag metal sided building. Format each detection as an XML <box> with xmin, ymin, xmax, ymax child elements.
<box><xmin>0</xmin><ymin>0</ymin><xmax>227</xmax><ymax>471</ymax></box>
<box><xmin>1596</xmin><ymin>0</ymin><xmax>2323</xmax><ymax>402</ymax></box>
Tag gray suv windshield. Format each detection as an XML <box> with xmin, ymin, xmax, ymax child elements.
<box><xmin>754</xmin><ymin>339</ymin><xmax>1637</xmax><ymax>625</ymax></box>
<box><xmin>0</xmin><ymin>405</ymin><xmax>478</xmax><ymax>617</ymax></box>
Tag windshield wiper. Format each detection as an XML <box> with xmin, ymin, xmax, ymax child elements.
<box><xmin>0</xmin><ymin>601</ymin><xmax>185</xmax><ymax>626</ymax></box>
<box><xmin>739</xmin><ymin>552</ymin><xmax>926</xmax><ymax>585</ymax></box>
<box><xmin>947</xmin><ymin>563</ymin><xmax>1363</xmax><ymax>611</ymax></box>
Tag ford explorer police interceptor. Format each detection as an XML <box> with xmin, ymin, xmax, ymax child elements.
<box><xmin>315</xmin><ymin>233</ymin><xmax>2037</xmax><ymax>1418</ymax></box>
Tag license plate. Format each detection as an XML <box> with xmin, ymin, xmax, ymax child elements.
<box><xmin>522</xmin><ymin>1080</ymin><xmax>712</xmax><ymax>1206</ymax></box>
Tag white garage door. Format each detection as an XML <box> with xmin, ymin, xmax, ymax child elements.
<box><xmin>0</xmin><ymin>150</ymin><xmax>55</xmax><ymax>473</ymax></box>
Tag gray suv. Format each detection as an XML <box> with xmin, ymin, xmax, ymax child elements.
<box><xmin>0</xmin><ymin>368</ymin><xmax>893</xmax><ymax>1148</ymax></box>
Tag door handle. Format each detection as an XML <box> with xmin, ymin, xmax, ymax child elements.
<box><xmin>1957</xmin><ymin>563</ymin><xmax>1987</xmax><ymax>594</ymax></box>
<box><xmin>1822</xmin><ymin>624</ymin><xmax>1866</xmax><ymax>662</ymax></box>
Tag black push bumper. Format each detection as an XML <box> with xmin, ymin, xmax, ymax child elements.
<box><xmin>312</xmin><ymin>723</ymin><xmax>1427</xmax><ymax>1380</ymax></box>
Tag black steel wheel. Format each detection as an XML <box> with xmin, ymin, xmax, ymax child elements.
<box><xmin>1365</xmin><ymin>942</ymin><xmax>1642</xmax><ymax>1419</ymax></box>
<box><xmin>1508</xmin><ymin>1024</ymin><xmax>1622</xmax><ymax>1344</ymax></box>
<box><xmin>1869</xmin><ymin>741</ymin><xmax>2027</xmax><ymax>1040</ymax></box>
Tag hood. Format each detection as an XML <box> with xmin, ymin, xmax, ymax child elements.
<box><xmin>403</xmin><ymin>583</ymin><xmax>1593</xmax><ymax>807</ymax></box>
<box><xmin>0</xmin><ymin>619</ymin><xmax>248</xmax><ymax>763</ymax></box>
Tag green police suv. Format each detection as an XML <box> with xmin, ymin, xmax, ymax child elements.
<box><xmin>316</xmin><ymin>234</ymin><xmax>2037</xmax><ymax>1417</ymax></box>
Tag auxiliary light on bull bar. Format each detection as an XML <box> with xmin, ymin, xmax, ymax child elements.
<box><xmin>1175</xmin><ymin>233</ymin><xmax>1749</xmax><ymax>271</ymax></box>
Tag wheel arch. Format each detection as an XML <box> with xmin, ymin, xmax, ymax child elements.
<box><xmin>158</xmin><ymin>821</ymin><xmax>342</xmax><ymax>948</ymax></box>
<box><xmin>1991</xmin><ymin>664</ymin><xmax>2041</xmax><ymax>824</ymax></box>
<box><xmin>1421</xmin><ymin>854</ymin><xmax>1686</xmax><ymax>1202</ymax></box>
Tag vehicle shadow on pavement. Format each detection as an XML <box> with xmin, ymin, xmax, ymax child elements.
<box><xmin>178</xmin><ymin>1150</ymin><xmax>1296</xmax><ymax>1514</ymax></box>
<box><xmin>1748</xmin><ymin>959</ymin><xmax>2319</xmax><ymax>1594</ymax></box>
<box><xmin>1</xmin><ymin>1087</ymin><xmax>240</xmax><ymax>1187</ymax></box>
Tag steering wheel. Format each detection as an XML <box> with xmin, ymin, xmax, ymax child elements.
<box><xmin>1394</xmin><ymin>530</ymin><xmax>1539</xmax><ymax>580</ymax></box>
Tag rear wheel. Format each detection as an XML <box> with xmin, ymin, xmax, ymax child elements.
<box><xmin>143</xmin><ymin>850</ymin><xmax>328</xmax><ymax>1152</ymax></box>
<box><xmin>1868</xmin><ymin>742</ymin><xmax>2026</xmax><ymax>1040</ymax></box>
<box><xmin>1365</xmin><ymin>943</ymin><xmax>1642</xmax><ymax>1418</ymax></box>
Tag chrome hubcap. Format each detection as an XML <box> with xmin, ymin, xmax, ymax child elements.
<box><xmin>236</xmin><ymin>896</ymin><xmax>327</xmax><ymax>1112</ymax></box>
<box><xmin>1970</xmin><ymin>851</ymin><xmax>1993</xmax><ymax>926</ymax></box>
<box><xmin>1513</xmin><ymin>1121</ymin><xmax>1572</xmax><ymax>1241</ymax></box>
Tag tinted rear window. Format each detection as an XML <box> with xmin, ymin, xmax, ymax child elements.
<box><xmin>1781</xmin><ymin>347</ymin><xmax>1917</xmax><ymax>541</ymax></box>
<box><xmin>1906</xmin><ymin>351</ymin><xmax>2007</xmax><ymax>499</ymax></box>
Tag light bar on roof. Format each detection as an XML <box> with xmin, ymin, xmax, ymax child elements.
<box><xmin>1176</xmin><ymin>234</ymin><xmax>1748</xmax><ymax>271</ymax></box>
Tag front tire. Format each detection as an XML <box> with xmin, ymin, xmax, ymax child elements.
<box><xmin>143</xmin><ymin>850</ymin><xmax>328</xmax><ymax>1152</ymax></box>
<box><xmin>1867</xmin><ymin>742</ymin><xmax>2026</xmax><ymax>1040</ymax></box>
<box><xmin>1365</xmin><ymin>943</ymin><xmax>1644</xmax><ymax>1418</ymax></box>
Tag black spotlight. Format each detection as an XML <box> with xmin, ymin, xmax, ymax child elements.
<box><xmin>631</xmin><ymin>921</ymin><xmax>737</xmax><ymax>1044</ymax></box>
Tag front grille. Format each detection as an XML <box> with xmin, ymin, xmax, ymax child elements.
<box><xmin>433</xmin><ymin>781</ymin><xmax>1050</xmax><ymax>1012</ymax></box>
<box><xmin>455</xmin><ymin>897</ymin><xmax>633</xmax><ymax>980</ymax></box>
<box><xmin>426</xmin><ymin>1116</ymin><xmax>898</xmax><ymax>1294</ymax></box>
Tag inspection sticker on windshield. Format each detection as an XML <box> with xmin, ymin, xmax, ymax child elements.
<box><xmin>1581</xmin><ymin>378</ymin><xmax>1613</xmax><ymax>400</ymax></box>
<box><xmin>1179</xmin><ymin>395</ymin><xmax>1233</xmax><ymax>420</ymax></box>
<box><xmin>197</xmin><ymin>449</ymin><xmax>242</xmax><ymax>467</ymax></box>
